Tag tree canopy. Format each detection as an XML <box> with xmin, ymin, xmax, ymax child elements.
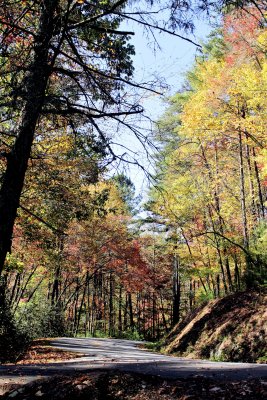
<box><xmin>149</xmin><ymin>3</ymin><xmax>267</xmax><ymax>297</ymax></box>
<box><xmin>1</xmin><ymin>0</ymin><xmax>267</xmax><ymax>361</ymax></box>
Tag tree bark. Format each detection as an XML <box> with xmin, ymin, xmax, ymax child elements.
<box><xmin>246</xmin><ymin>142</ymin><xmax>257</xmax><ymax>219</ymax></box>
<box><xmin>108</xmin><ymin>272</ymin><xmax>114</xmax><ymax>336</ymax></box>
<box><xmin>75</xmin><ymin>272</ymin><xmax>89</xmax><ymax>336</ymax></box>
<box><xmin>252</xmin><ymin>147</ymin><xmax>265</xmax><ymax>219</ymax></box>
<box><xmin>118</xmin><ymin>285</ymin><xmax>123</xmax><ymax>335</ymax></box>
<box><xmin>0</xmin><ymin>0</ymin><xmax>59</xmax><ymax>279</ymax></box>
<box><xmin>238</xmin><ymin>130</ymin><xmax>249</xmax><ymax>249</ymax></box>
<box><xmin>128</xmin><ymin>292</ymin><xmax>134</xmax><ymax>330</ymax></box>
<box><xmin>172</xmin><ymin>251</ymin><xmax>180</xmax><ymax>326</ymax></box>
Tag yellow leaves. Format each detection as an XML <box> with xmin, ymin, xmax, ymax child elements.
<box><xmin>5</xmin><ymin>253</ymin><xmax>24</xmax><ymax>273</ymax></box>
<box><xmin>257</xmin><ymin>30</ymin><xmax>267</xmax><ymax>51</ymax></box>
<box><xmin>180</xmin><ymin>54</ymin><xmax>267</xmax><ymax>154</ymax></box>
<box><xmin>179</xmin><ymin>59</ymin><xmax>230</xmax><ymax>144</ymax></box>
<box><xmin>87</xmin><ymin>180</ymin><xmax>129</xmax><ymax>217</ymax></box>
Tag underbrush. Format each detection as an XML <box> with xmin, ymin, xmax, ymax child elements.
<box><xmin>77</xmin><ymin>328</ymin><xmax>145</xmax><ymax>341</ymax></box>
<box><xmin>16</xmin><ymin>300</ymin><xmax>67</xmax><ymax>338</ymax></box>
<box><xmin>0</xmin><ymin>298</ymin><xmax>69</xmax><ymax>363</ymax></box>
<box><xmin>0</xmin><ymin>304</ymin><xmax>30</xmax><ymax>363</ymax></box>
<box><xmin>143</xmin><ymin>341</ymin><xmax>163</xmax><ymax>352</ymax></box>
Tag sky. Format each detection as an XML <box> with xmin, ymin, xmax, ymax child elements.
<box><xmin>110</xmin><ymin>15</ymin><xmax>213</xmax><ymax>197</ymax></box>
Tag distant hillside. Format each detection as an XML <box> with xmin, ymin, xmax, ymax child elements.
<box><xmin>164</xmin><ymin>291</ymin><xmax>267</xmax><ymax>363</ymax></box>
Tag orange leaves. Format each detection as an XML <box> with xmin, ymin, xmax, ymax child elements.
<box><xmin>66</xmin><ymin>213</ymin><xmax>150</xmax><ymax>292</ymax></box>
<box><xmin>150</xmin><ymin>4</ymin><xmax>267</xmax><ymax>293</ymax></box>
<box><xmin>223</xmin><ymin>6</ymin><xmax>264</xmax><ymax>65</ymax></box>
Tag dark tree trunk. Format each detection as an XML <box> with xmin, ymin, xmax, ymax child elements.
<box><xmin>9</xmin><ymin>272</ymin><xmax>20</xmax><ymax>308</ymax></box>
<box><xmin>252</xmin><ymin>147</ymin><xmax>265</xmax><ymax>219</ymax></box>
<box><xmin>0</xmin><ymin>0</ymin><xmax>59</xmax><ymax>281</ymax></box>
<box><xmin>172</xmin><ymin>252</ymin><xmax>180</xmax><ymax>326</ymax></box>
<box><xmin>123</xmin><ymin>293</ymin><xmax>128</xmax><ymax>330</ymax></box>
<box><xmin>216</xmin><ymin>274</ymin><xmax>220</xmax><ymax>297</ymax></box>
<box><xmin>118</xmin><ymin>285</ymin><xmax>123</xmax><ymax>335</ymax></box>
<box><xmin>239</xmin><ymin>132</ymin><xmax>249</xmax><ymax>249</ymax></box>
<box><xmin>51</xmin><ymin>266</ymin><xmax>61</xmax><ymax>306</ymax></box>
<box><xmin>152</xmin><ymin>292</ymin><xmax>156</xmax><ymax>338</ymax></box>
<box><xmin>159</xmin><ymin>292</ymin><xmax>168</xmax><ymax>332</ymax></box>
<box><xmin>225</xmin><ymin>257</ymin><xmax>233</xmax><ymax>292</ymax></box>
<box><xmin>246</xmin><ymin>143</ymin><xmax>257</xmax><ymax>219</ymax></box>
<box><xmin>75</xmin><ymin>272</ymin><xmax>89</xmax><ymax>336</ymax></box>
<box><xmin>108</xmin><ymin>272</ymin><xmax>114</xmax><ymax>336</ymax></box>
<box><xmin>128</xmin><ymin>293</ymin><xmax>134</xmax><ymax>330</ymax></box>
<box><xmin>234</xmin><ymin>255</ymin><xmax>241</xmax><ymax>290</ymax></box>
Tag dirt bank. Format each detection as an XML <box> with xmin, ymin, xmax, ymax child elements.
<box><xmin>165</xmin><ymin>291</ymin><xmax>266</xmax><ymax>363</ymax></box>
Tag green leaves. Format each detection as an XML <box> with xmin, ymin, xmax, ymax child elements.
<box><xmin>4</xmin><ymin>253</ymin><xmax>24</xmax><ymax>273</ymax></box>
<box><xmin>150</xmin><ymin>6</ymin><xmax>267</xmax><ymax>293</ymax></box>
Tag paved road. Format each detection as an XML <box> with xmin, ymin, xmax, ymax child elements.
<box><xmin>0</xmin><ymin>337</ymin><xmax>267</xmax><ymax>393</ymax></box>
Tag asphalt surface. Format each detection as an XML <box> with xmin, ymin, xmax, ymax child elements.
<box><xmin>0</xmin><ymin>337</ymin><xmax>267</xmax><ymax>393</ymax></box>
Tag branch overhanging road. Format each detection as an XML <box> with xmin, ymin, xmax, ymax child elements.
<box><xmin>0</xmin><ymin>337</ymin><xmax>267</xmax><ymax>392</ymax></box>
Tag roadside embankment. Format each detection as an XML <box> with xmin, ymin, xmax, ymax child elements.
<box><xmin>164</xmin><ymin>291</ymin><xmax>266</xmax><ymax>363</ymax></box>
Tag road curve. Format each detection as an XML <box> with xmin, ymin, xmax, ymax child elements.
<box><xmin>0</xmin><ymin>337</ymin><xmax>266</xmax><ymax>391</ymax></box>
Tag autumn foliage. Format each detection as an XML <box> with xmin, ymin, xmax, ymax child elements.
<box><xmin>150</xmin><ymin>4</ymin><xmax>267</xmax><ymax>302</ymax></box>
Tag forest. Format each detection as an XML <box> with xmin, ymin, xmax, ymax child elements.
<box><xmin>0</xmin><ymin>0</ymin><xmax>266</xmax><ymax>364</ymax></box>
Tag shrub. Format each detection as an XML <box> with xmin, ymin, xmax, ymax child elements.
<box><xmin>0</xmin><ymin>303</ymin><xmax>30</xmax><ymax>363</ymax></box>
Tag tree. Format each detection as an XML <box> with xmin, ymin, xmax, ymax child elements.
<box><xmin>149</xmin><ymin>5</ymin><xmax>267</xmax><ymax>298</ymax></box>
<box><xmin>112</xmin><ymin>174</ymin><xmax>139</xmax><ymax>215</ymax></box>
<box><xmin>0</xmin><ymin>0</ymin><xmax>257</xmax><ymax>280</ymax></box>
<box><xmin>0</xmin><ymin>0</ymin><xmax>132</xmax><ymax>277</ymax></box>
<box><xmin>0</xmin><ymin>0</ymin><xmax>216</xmax><ymax>282</ymax></box>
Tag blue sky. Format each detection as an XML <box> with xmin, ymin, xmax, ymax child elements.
<box><xmin>111</xmin><ymin>17</ymin><xmax>213</xmax><ymax>196</ymax></box>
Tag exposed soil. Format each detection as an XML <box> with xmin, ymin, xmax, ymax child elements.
<box><xmin>165</xmin><ymin>290</ymin><xmax>267</xmax><ymax>363</ymax></box>
<box><xmin>1</xmin><ymin>371</ymin><xmax>267</xmax><ymax>400</ymax></box>
<box><xmin>4</xmin><ymin>339</ymin><xmax>84</xmax><ymax>365</ymax></box>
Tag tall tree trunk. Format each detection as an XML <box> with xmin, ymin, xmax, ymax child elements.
<box><xmin>51</xmin><ymin>266</ymin><xmax>61</xmax><ymax>306</ymax></box>
<box><xmin>225</xmin><ymin>257</ymin><xmax>233</xmax><ymax>292</ymax></box>
<box><xmin>239</xmin><ymin>132</ymin><xmax>249</xmax><ymax>248</ymax></box>
<box><xmin>216</xmin><ymin>274</ymin><xmax>220</xmax><ymax>297</ymax></box>
<box><xmin>252</xmin><ymin>147</ymin><xmax>265</xmax><ymax>219</ymax></box>
<box><xmin>0</xmin><ymin>0</ymin><xmax>59</xmax><ymax>280</ymax></box>
<box><xmin>172</xmin><ymin>251</ymin><xmax>180</xmax><ymax>326</ymax></box>
<box><xmin>90</xmin><ymin>279</ymin><xmax>96</xmax><ymax>335</ymax></box>
<box><xmin>189</xmin><ymin>279</ymin><xmax>194</xmax><ymax>310</ymax></box>
<box><xmin>159</xmin><ymin>292</ymin><xmax>168</xmax><ymax>332</ymax></box>
<box><xmin>75</xmin><ymin>272</ymin><xmax>89</xmax><ymax>336</ymax></box>
<box><xmin>109</xmin><ymin>272</ymin><xmax>114</xmax><ymax>336</ymax></box>
<box><xmin>9</xmin><ymin>272</ymin><xmax>20</xmax><ymax>307</ymax></box>
<box><xmin>128</xmin><ymin>293</ymin><xmax>134</xmax><ymax>331</ymax></box>
<box><xmin>13</xmin><ymin>265</ymin><xmax>38</xmax><ymax>313</ymax></box>
<box><xmin>86</xmin><ymin>276</ymin><xmax>91</xmax><ymax>335</ymax></box>
<box><xmin>214</xmin><ymin>142</ymin><xmax>233</xmax><ymax>292</ymax></box>
<box><xmin>246</xmin><ymin>142</ymin><xmax>257</xmax><ymax>219</ymax></box>
<box><xmin>200</xmin><ymin>143</ymin><xmax>229</xmax><ymax>293</ymax></box>
<box><xmin>51</xmin><ymin>236</ymin><xmax>64</xmax><ymax>306</ymax></box>
<box><xmin>152</xmin><ymin>292</ymin><xmax>156</xmax><ymax>338</ymax></box>
<box><xmin>118</xmin><ymin>285</ymin><xmax>123</xmax><ymax>335</ymax></box>
<box><xmin>124</xmin><ymin>293</ymin><xmax>128</xmax><ymax>330</ymax></box>
<box><xmin>206</xmin><ymin>205</ymin><xmax>228</xmax><ymax>293</ymax></box>
<box><xmin>72</xmin><ymin>277</ymin><xmax>81</xmax><ymax>335</ymax></box>
<box><xmin>234</xmin><ymin>255</ymin><xmax>241</xmax><ymax>290</ymax></box>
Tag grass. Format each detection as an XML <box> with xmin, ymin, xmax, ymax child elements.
<box><xmin>142</xmin><ymin>341</ymin><xmax>163</xmax><ymax>352</ymax></box>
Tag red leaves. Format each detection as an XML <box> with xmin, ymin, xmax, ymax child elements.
<box><xmin>65</xmin><ymin>215</ymin><xmax>151</xmax><ymax>292</ymax></box>
<box><xmin>223</xmin><ymin>6</ymin><xmax>263</xmax><ymax>65</ymax></box>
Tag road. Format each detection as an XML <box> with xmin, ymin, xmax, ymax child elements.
<box><xmin>0</xmin><ymin>337</ymin><xmax>267</xmax><ymax>393</ymax></box>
